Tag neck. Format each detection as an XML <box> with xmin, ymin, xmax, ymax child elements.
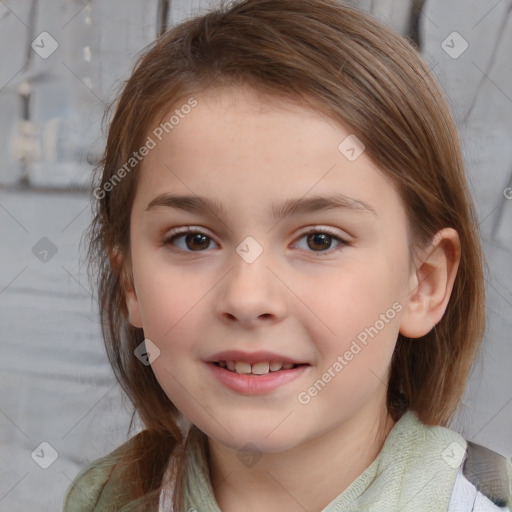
<box><xmin>207</xmin><ymin>400</ymin><xmax>396</xmax><ymax>512</ymax></box>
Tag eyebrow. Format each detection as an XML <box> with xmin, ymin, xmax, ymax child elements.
<box><xmin>145</xmin><ymin>192</ymin><xmax>378</xmax><ymax>219</ymax></box>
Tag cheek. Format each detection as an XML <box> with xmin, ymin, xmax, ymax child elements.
<box><xmin>302</xmin><ymin>255</ymin><xmax>405</xmax><ymax>365</ymax></box>
<box><xmin>138</xmin><ymin>282</ymin><xmax>204</xmax><ymax>349</ymax></box>
<box><xmin>130</xmin><ymin>245</ymin><xmax>209</xmax><ymax>337</ymax></box>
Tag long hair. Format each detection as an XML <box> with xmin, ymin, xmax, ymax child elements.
<box><xmin>82</xmin><ymin>1</ymin><xmax>486</xmax><ymax>509</ymax></box>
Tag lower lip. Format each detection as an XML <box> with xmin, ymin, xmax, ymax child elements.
<box><xmin>206</xmin><ymin>362</ymin><xmax>309</xmax><ymax>395</ymax></box>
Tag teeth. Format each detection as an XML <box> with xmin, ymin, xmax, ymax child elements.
<box><xmin>217</xmin><ymin>360</ymin><xmax>299</xmax><ymax>375</ymax></box>
<box><xmin>234</xmin><ymin>361</ymin><xmax>251</xmax><ymax>374</ymax></box>
<box><xmin>251</xmin><ymin>362</ymin><xmax>270</xmax><ymax>375</ymax></box>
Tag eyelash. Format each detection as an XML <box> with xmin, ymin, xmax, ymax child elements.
<box><xmin>163</xmin><ymin>227</ymin><xmax>349</xmax><ymax>255</ymax></box>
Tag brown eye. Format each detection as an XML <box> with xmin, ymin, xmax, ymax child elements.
<box><xmin>183</xmin><ymin>233</ymin><xmax>210</xmax><ymax>251</ymax></box>
<box><xmin>294</xmin><ymin>228</ymin><xmax>348</xmax><ymax>254</ymax></box>
<box><xmin>165</xmin><ymin>230</ymin><xmax>217</xmax><ymax>252</ymax></box>
<box><xmin>306</xmin><ymin>232</ymin><xmax>333</xmax><ymax>251</ymax></box>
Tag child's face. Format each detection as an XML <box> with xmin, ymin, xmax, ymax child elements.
<box><xmin>124</xmin><ymin>85</ymin><xmax>416</xmax><ymax>452</ymax></box>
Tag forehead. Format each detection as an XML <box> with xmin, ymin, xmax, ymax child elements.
<box><xmin>133</xmin><ymin>85</ymin><xmax>404</xmax><ymax>223</ymax></box>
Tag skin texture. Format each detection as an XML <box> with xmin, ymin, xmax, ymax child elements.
<box><xmin>121</xmin><ymin>85</ymin><xmax>461</xmax><ymax>511</ymax></box>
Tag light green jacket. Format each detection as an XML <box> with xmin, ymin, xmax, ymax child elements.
<box><xmin>63</xmin><ymin>410</ymin><xmax>512</xmax><ymax>511</ymax></box>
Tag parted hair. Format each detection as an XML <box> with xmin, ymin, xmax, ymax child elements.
<box><xmin>82</xmin><ymin>0</ymin><xmax>486</xmax><ymax>509</ymax></box>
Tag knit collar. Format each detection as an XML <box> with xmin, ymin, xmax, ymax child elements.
<box><xmin>159</xmin><ymin>410</ymin><xmax>466</xmax><ymax>511</ymax></box>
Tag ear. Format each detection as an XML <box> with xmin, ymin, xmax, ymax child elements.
<box><xmin>111</xmin><ymin>245</ymin><xmax>143</xmax><ymax>329</ymax></box>
<box><xmin>399</xmin><ymin>228</ymin><xmax>461</xmax><ymax>338</ymax></box>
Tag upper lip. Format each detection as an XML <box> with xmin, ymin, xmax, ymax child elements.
<box><xmin>205</xmin><ymin>350</ymin><xmax>308</xmax><ymax>365</ymax></box>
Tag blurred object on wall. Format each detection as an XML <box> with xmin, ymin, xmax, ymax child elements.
<box><xmin>0</xmin><ymin>0</ymin><xmax>159</xmax><ymax>189</ymax></box>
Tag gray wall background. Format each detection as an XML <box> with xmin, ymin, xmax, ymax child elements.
<box><xmin>0</xmin><ymin>1</ymin><xmax>511</xmax><ymax>510</ymax></box>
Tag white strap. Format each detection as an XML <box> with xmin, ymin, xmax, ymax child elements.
<box><xmin>448</xmin><ymin>466</ymin><xmax>510</xmax><ymax>512</ymax></box>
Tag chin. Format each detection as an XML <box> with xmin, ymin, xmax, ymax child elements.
<box><xmin>205</xmin><ymin>421</ymin><xmax>303</xmax><ymax>454</ymax></box>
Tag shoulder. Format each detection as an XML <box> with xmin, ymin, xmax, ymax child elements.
<box><xmin>448</xmin><ymin>440</ymin><xmax>512</xmax><ymax>511</ymax></box>
<box><xmin>394</xmin><ymin>411</ymin><xmax>511</xmax><ymax>510</ymax></box>
<box><xmin>62</xmin><ymin>434</ymin><xmax>141</xmax><ymax>512</ymax></box>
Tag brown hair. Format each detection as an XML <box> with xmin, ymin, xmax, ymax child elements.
<box><xmin>82</xmin><ymin>0</ymin><xmax>485</xmax><ymax>509</ymax></box>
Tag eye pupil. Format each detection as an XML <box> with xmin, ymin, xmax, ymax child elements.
<box><xmin>307</xmin><ymin>233</ymin><xmax>331</xmax><ymax>251</ymax></box>
<box><xmin>186</xmin><ymin>233</ymin><xmax>210</xmax><ymax>250</ymax></box>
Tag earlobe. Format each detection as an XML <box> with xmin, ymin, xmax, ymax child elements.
<box><xmin>399</xmin><ymin>228</ymin><xmax>461</xmax><ymax>339</ymax></box>
<box><xmin>111</xmin><ymin>245</ymin><xmax>144</xmax><ymax>329</ymax></box>
<box><xmin>125</xmin><ymin>288</ymin><xmax>144</xmax><ymax>329</ymax></box>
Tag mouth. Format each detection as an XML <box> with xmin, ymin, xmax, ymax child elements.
<box><xmin>212</xmin><ymin>360</ymin><xmax>309</xmax><ymax>376</ymax></box>
<box><xmin>207</xmin><ymin>360</ymin><xmax>310</xmax><ymax>395</ymax></box>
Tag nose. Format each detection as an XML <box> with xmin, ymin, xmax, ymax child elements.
<box><xmin>215</xmin><ymin>249</ymin><xmax>287</xmax><ymax>327</ymax></box>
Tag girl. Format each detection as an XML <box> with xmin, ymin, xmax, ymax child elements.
<box><xmin>64</xmin><ymin>0</ymin><xmax>512</xmax><ymax>510</ymax></box>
